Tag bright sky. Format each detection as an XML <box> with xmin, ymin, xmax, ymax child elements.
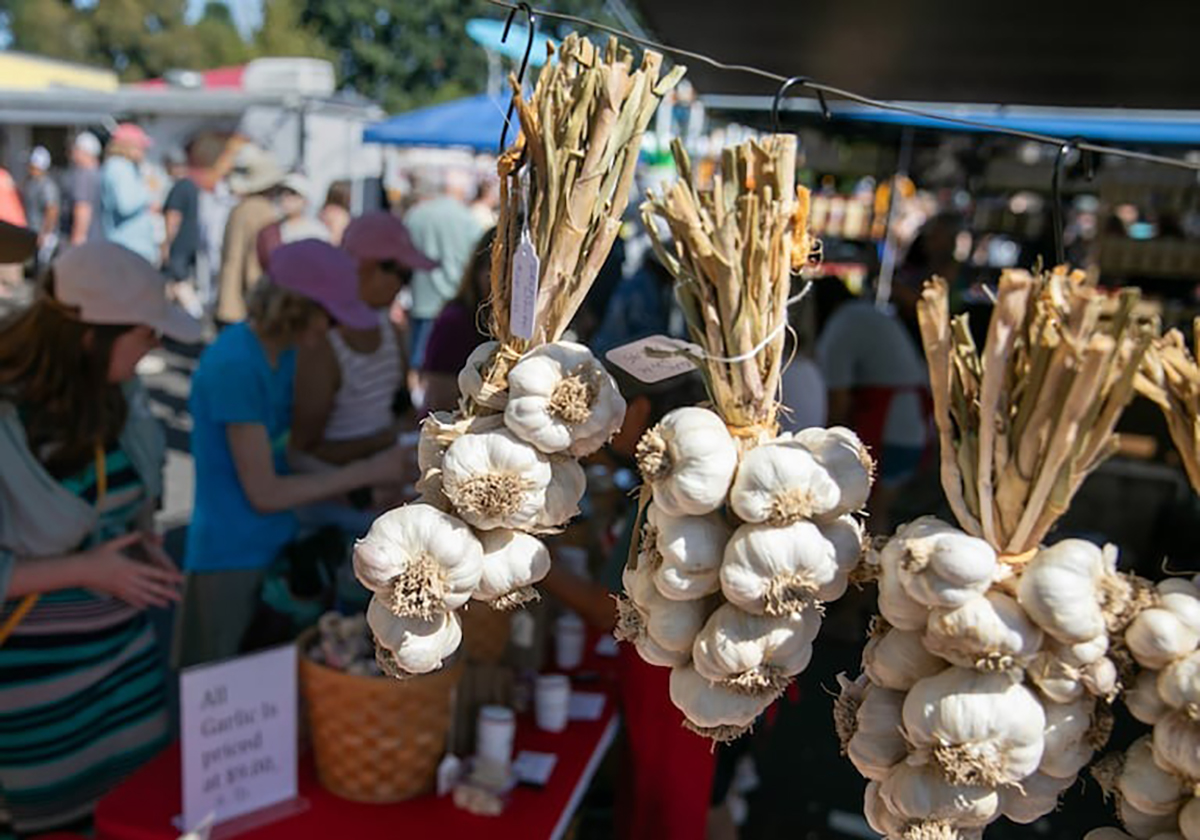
<box><xmin>186</xmin><ymin>0</ymin><xmax>263</xmax><ymax>37</ymax></box>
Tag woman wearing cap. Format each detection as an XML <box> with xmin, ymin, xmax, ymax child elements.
<box><xmin>180</xmin><ymin>239</ymin><xmax>407</xmax><ymax>666</ymax></box>
<box><xmin>99</xmin><ymin>123</ymin><xmax>158</xmax><ymax>265</ymax></box>
<box><xmin>0</xmin><ymin>241</ymin><xmax>199</xmax><ymax>834</ymax></box>
<box><xmin>288</xmin><ymin>212</ymin><xmax>433</xmax><ymax>479</ymax></box>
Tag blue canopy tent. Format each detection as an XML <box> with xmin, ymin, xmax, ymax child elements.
<box><xmin>362</xmin><ymin>94</ymin><xmax>512</xmax><ymax>151</ymax></box>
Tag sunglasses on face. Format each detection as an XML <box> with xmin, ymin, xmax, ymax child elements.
<box><xmin>379</xmin><ymin>260</ymin><xmax>413</xmax><ymax>283</ymax></box>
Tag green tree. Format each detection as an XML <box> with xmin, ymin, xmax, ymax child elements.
<box><xmin>189</xmin><ymin>1</ymin><xmax>252</xmax><ymax>68</ymax></box>
<box><xmin>253</xmin><ymin>0</ymin><xmax>334</xmax><ymax>63</ymax></box>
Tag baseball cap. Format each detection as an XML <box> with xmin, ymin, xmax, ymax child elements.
<box><xmin>29</xmin><ymin>146</ymin><xmax>51</xmax><ymax>171</ymax></box>
<box><xmin>74</xmin><ymin>132</ymin><xmax>101</xmax><ymax>157</ymax></box>
<box><xmin>341</xmin><ymin>211</ymin><xmax>437</xmax><ymax>271</ymax></box>
<box><xmin>111</xmin><ymin>123</ymin><xmax>153</xmax><ymax>150</ymax></box>
<box><xmin>267</xmin><ymin>239</ymin><xmax>377</xmax><ymax>330</ymax></box>
<box><xmin>53</xmin><ymin>242</ymin><xmax>202</xmax><ymax>343</ymax></box>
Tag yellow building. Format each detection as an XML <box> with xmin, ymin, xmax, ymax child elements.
<box><xmin>0</xmin><ymin>51</ymin><xmax>118</xmax><ymax>93</ymax></box>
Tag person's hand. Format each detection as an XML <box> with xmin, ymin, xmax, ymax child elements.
<box><xmin>80</xmin><ymin>533</ymin><xmax>184</xmax><ymax>610</ymax></box>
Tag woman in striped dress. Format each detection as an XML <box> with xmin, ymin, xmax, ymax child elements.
<box><xmin>0</xmin><ymin>242</ymin><xmax>200</xmax><ymax>835</ymax></box>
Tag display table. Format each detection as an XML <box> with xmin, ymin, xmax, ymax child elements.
<box><xmin>95</xmin><ymin>681</ymin><xmax>619</xmax><ymax>840</ymax></box>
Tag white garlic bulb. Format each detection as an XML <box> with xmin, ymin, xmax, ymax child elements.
<box><xmin>636</xmin><ymin>407</ymin><xmax>738</xmax><ymax>517</ymax></box>
<box><xmin>902</xmin><ymin>667</ymin><xmax>1046</xmax><ymax>787</ymax></box>
<box><xmin>1179</xmin><ymin>797</ymin><xmax>1200</xmax><ymax>840</ymax></box>
<box><xmin>863</xmin><ymin>624</ymin><xmax>947</xmax><ymax>691</ymax></box>
<box><xmin>354</xmin><ymin>504</ymin><xmax>484</xmax><ymax>620</ymax></box>
<box><xmin>669</xmin><ymin>663</ymin><xmax>775</xmax><ymax>741</ymax></box>
<box><xmin>1127</xmin><ymin>669</ymin><xmax>1170</xmax><ymax>725</ymax></box>
<box><xmin>728</xmin><ymin>439</ymin><xmax>845</xmax><ymax>526</ymax></box>
<box><xmin>1127</xmin><ymin>608</ymin><xmax>1200</xmax><ymax>671</ymax></box>
<box><xmin>791</xmin><ymin>426</ymin><xmax>873</xmax><ymax>514</ymax></box>
<box><xmin>458</xmin><ymin>340</ymin><xmax>508</xmax><ymax>410</ymax></box>
<box><xmin>1120</xmin><ymin>797</ymin><xmax>1180</xmax><ymax>839</ymax></box>
<box><xmin>1084</xmin><ymin>831</ymin><xmax>1136</xmax><ymax>840</ymax></box>
<box><xmin>504</xmin><ymin>341</ymin><xmax>626</xmax><ymax>457</ymax></box>
<box><xmin>877</xmin><ymin>540</ymin><xmax>931</xmax><ymax>632</ymax></box>
<box><xmin>619</xmin><ymin>563</ymin><xmax>710</xmax><ymax>655</ymax></box>
<box><xmin>863</xmin><ymin>779</ymin><xmax>906</xmax><ymax>837</ymax></box>
<box><xmin>645</xmin><ymin>502</ymin><xmax>729</xmax><ymax>601</ymax></box>
<box><xmin>1118</xmin><ymin>736</ymin><xmax>1187</xmax><ymax>817</ymax></box>
<box><xmin>418</xmin><ymin>410</ymin><xmax>456</xmax><ymax>473</ymax></box>
<box><xmin>368</xmin><ymin>595</ymin><xmax>463</xmax><ymax>675</ymax></box>
<box><xmin>1017</xmin><ymin>539</ymin><xmax>1130</xmax><ymax>644</ymax></box>
<box><xmin>1159</xmin><ymin>579</ymin><xmax>1200</xmax><ymax>636</ymax></box>
<box><xmin>999</xmin><ymin>770</ymin><xmax>1073</xmax><ymax>824</ymax></box>
<box><xmin>923</xmin><ymin>591</ymin><xmax>1043</xmax><ymax>673</ymax></box>
<box><xmin>1040</xmin><ymin>696</ymin><xmax>1099</xmax><ymax>779</ymax></box>
<box><xmin>847</xmin><ymin>681</ymin><xmax>908</xmax><ymax>782</ymax></box>
<box><xmin>721</xmin><ymin>518</ymin><xmax>858</xmax><ymax>616</ymax></box>
<box><xmin>1152</xmin><ymin>711</ymin><xmax>1200</xmax><ymax>781</ymax></box>
<box><xmin>1159</xmin><ymin>652</ymin><xmax>1200</xmax><ymax>715</ymax></box>
<box><xmin>537</xmin><ymin>456</ymin><xmax>587</xmax><ymax>529</ymax></box>
<box><xmin>692</xmin><ymin>603</ymin><xmax>820</xmax><ymax>696</ymax></box>
<box><xmin>879</xmin><ymin>760</ymin><xmax>1001</xmax><ymax>829</ymax></box>
<box><xmin>886</xmin><ymin>517</ymin><xmax>997</xmax><ymax>609</ymax></box>
<box><xmin>441</xmin><ymin>428</ymin><xmax>552</xmax><ymax>531</ymax></box>
<box><xmin>473</xmin><ymin>529</ymin><xmax>551</xmax><ymax>610</ymax></box>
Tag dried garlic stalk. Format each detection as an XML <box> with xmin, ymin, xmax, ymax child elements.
<box><xmin>1137</xmin><ymin>319</ymin><xmax>1200</xmax><ymax>493</ymax></box>
<box><xmin>641</xmin><ymin>136</ymin><xmax>812</xmax><ymax>430</ymax></box>
<box><xmin>918</xmin><ymin>267</ymin><xmax>1153</xmax><ymax>554</ymax></box>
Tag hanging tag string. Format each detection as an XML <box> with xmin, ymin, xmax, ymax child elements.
<box><xmin>687</xmin><ymin>280</ymin><xmax>813</xmax><ymax>365</ymax></box>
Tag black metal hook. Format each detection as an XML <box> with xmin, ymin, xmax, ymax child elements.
<box><xmin>771</xmin><ymin>76</ymin><xmax>830</xmax><ymax>132</ymax></box>
<box><xmin>1050</xmin><ymin>141</ymin><xmax>1074</xmax><ymax>267</ymax></box>
<box><xmin>499</xmin><ymin>2</ymin><xmax>536</xmax><ymax>153</ymax></box>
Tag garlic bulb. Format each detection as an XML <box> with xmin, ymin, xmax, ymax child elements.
<box><xmin>1127</xmin><ymin>669</ymin><xmax>1170</xmax><ymax>725</ymax></box>
<box><xmin>669</xmin><ymin>663</ymin><xmax>775</xmax><ymax>741</ymax></box>
<box><xmin>368</xmin><ymin>595</ymin><xmax>463</xmax><ymax>675</ymax></box>
<box><xmin>354</xmin><ymin>504</ymin><xmax>484</xmax><ymax>620</ymax></box>
<box><xmin>728</xmin><ymin>440</ymin><xmax>845</xmax><ymax>526</ymax></box>
<box><xmin>863</xmin><ymin>624</ymin><xmax>947</xmax><ymax>691</ymax></box>
<box><xmin>645</xmin><ymin>502</ymin><xmax>730</xmax><ymax>601</ymax></box>
<box><xmin>879</xmin><ymin>760</ymin><xmax>1001</xmax><ymax>829</ymax></box>
<box><xmin>878</xmin><ymin>541</ymin><xmax>930</xmax><ymax>632</ymax></box>
<box><xmin>923</xmin><ymin>591</ymin><xmax>1043</xmax><ymax>673</ymax></box>
<box><xmin>474</xmin><ymin>529</ymin><xmax>551</xmax><ymax>610</ymax></box>
<box><xmin>847</xmin><ymin>681</ymin><xmax>909</xmax><ymax>781</ymax></box>
<box><xmin>636</xmin><ymin>407</ymin><xmax>738</xmax><ymax>517</ymax></box>
<box><xmin>791</xmin><ymin>426</ymin><xmax>873</xmax><ymax>513</ymax></box>
<box><xmin>1152</xmin><ymin>711</ymin><xmax>1200</xmax><ymax>780</ymax></box>
<box><xmin>999</xmin><ymin>771</ymin><xmax>1073</xmax><ymax>824</ymax></box>
<box><xmin>1086</xmin><ymin>829</ymin><xmax>1137</xmax><ymax>840</ymax></box>
<box><xmin>1127</xmin><ymin>608</ymin><xmax>1200</xmax><ymax>671</ymax></box>
<box><xmin>886</xmin><ymin>517</ymin><xmax>997</xmax><ymax>609</ymax></box>
<box><xmin>902</xmin><ymin>667</ymin><xmax>1046</xmax><ymax>787</ymax></box>
<box><xmin>1120</xmin><ymin>798</ymin><xmax>1180</xmax><ymax>839</ymax></box>
<box><xmin>457</xmin><ymin>340</ymin><xmax>508</xmax><ymax>410</ymax></box>
<box><xmin>504</xmin><ymin>342</ymin><xmax>626</xmax><ymax>457</ymax></box>
<box><xmin>1179</xmin><ymin>797</ymin><xmax>1200</xmax><ymax>840</ymax></box>
<box><xmin>441</xmin><ymin>428</ymin><xmax>552</xmax><ymax>531</ymax></box>
<box><xmin>721</xmin><ymin>518</ymin><xmax>857</xmax><ymax>616</ymax></box>
<box><xmin>537</xmin><ymin>456</ymin><xmax>587</xmax><ymax>529</ymax></box>
<box><xmin>1017</xmin><ymin>539</ymin><xmax>1131</xmax><ymax>644</ymax></box>
<box><xmin>864</xmin><ymin>780</ymin><xmax>906</xmax><ymax>837</ymax></box>
<box><xmin>1159</xmin><ymin>579</ymin><xmax>1200</xmax><ymax>634</ymax></box>
<box><xmin>1159</xmin><ymin>652</ymin><xmax>1200</xmax><ymax>716</ymax></box>
<box><xmin>692</xmin><ymin>603</ymin><xmax>820</xmax><ymax>696</ymax></box>
<box><xmin>619</xmin><ymin>563</ymin><xmax>711</xmax><ymax>655</ymax></box>
<box><xmin>1119</xmin><ymin>736</ymin><xmax>1187</xmax><ymax>817</ymax></box>
<box><xmin>1040</xmin><ymin>696</ymin><xmax>1099</xmax><ymax>779</ymax></box>
<box><xmin>418</xmin><ymin>410</ymin><xmax>456</xmax><ymax>473</ymax></box>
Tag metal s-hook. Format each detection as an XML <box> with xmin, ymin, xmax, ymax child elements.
<box><xmin>499</xmin><ymin>2</ymin><xmax>536</xmax><ymax>152</ymax></box>
<box><xmin>1050</xmin><ymin>141</ymin><xmax>1074</xmax><ymax>267</ymax></box>
<box><xmin>771</xmin><ymin>76</ymin><xmax>830</xmax><ymax>132</ymax></box>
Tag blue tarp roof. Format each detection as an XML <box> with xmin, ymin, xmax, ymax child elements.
<box><xmin>363</xmin><ymin>94</ymin><xmax>509</xmax><ymax>151</ymax></box>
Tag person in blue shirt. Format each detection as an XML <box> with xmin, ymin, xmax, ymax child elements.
<box><xmin>177</xmin><ymin>240</ymin><xmax>405</xmax><ymax>667</ymax></box>
<box><xmin>99</xmin><ymin>124</ymin><xmax>159</xmax><ymax>265</ymax></box>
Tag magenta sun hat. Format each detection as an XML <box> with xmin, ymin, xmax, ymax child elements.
<box><xmin>267</xmin><ymin>238</ymin><xmax>378</xmax><ymax>330</ymax></box>
<box><xmin>341</xmin><ymin>211</ymin><xmax>437</xmax><ymax>270</ymax></box>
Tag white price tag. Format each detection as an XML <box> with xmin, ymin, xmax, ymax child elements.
<box><xmin>510</xmin><ymin>233</ymin><xmax>540</xmax><ymax>340</ymax></box>
<box><xmin>605</xmin><ymin>335</ymin><xmax>702</xmax><ymax>383</ymax></box>
<box><xmin>568</xmin><ymin>691</ymin><xmax>606</xmax><ymax>721</ymax></box>
<box><xmin>512</xmin><ymin>751</ymin><xmax>558</xmax><ymax>786</ymax></box>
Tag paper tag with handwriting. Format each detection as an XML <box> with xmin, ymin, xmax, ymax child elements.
<box><xmin>510</xmin><ymin>233</ymin><xmax>539</xmax><ymax>340</ymax></box>
<box><xmin>605</xmin><ymin>335</ymin><xmax>701</xmax><ymax>383</ymax></box>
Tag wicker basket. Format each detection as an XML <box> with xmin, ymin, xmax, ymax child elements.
<box><xmin>298</xmin><ymin>629</ymin><xmax>464</xmax><ymax>803</ymax></box>
<box><xmin>459</xmin><ymin>603</ymin><xmax>512</xmax><ymax>664</ymax></box>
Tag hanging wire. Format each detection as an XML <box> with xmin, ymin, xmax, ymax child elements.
<box><xmin>483</xmin><ymin>0</ymin><xmax>1200</xmax><ymax>173</ymax></box>
<box><xmin>498</xmin><ymin>2</ymin><xmax>537</xmax><ymax>152</ymax></box>
<box><xmin>1051</xmin><ymin>141</ymin><xmax>1075</xmax><ymax>265</ymax></box>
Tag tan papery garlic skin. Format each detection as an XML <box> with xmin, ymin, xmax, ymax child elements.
<box><xmin>1178</xmin><ymin>796</ymin><xmax>1200</xmax><ymax>840</ymax></box>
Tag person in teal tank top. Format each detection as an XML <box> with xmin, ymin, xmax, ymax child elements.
<box><xmin>0</xmin><ymin>240</ymin><xmax>201</xmax><ymax>836</ymax></box>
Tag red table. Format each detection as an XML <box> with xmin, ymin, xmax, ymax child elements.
<box><xmin>96</xmin><ymin>682</ymin><xmax>618</xmax><ymax>840</ymax></box>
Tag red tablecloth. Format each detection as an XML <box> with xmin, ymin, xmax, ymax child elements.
<box><xmin>96</xmin><ymin>678</ymin><xmax>618</xmax><ymax>840</ymax></box>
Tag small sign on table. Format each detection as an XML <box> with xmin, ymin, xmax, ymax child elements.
<box><xmin>179</xmin><ymin>645</ymin><xmax>300</xmax><ymax>834</ymax></box>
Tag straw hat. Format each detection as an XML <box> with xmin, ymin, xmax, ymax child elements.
<box><xmin>228</xmin><ymin>144</ymin><xmax>286</xmax><ymax>196</ymax></box>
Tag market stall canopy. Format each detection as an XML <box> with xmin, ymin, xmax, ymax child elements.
<box><xmin>636</xmin><ymin>0</ymin><xmax>1200</xmax><ymax>110</ymax></box>
<box><xmin>363</xmin><ymin>94</ymin><xmax>509</xmax><ymax>151</ymax></box>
